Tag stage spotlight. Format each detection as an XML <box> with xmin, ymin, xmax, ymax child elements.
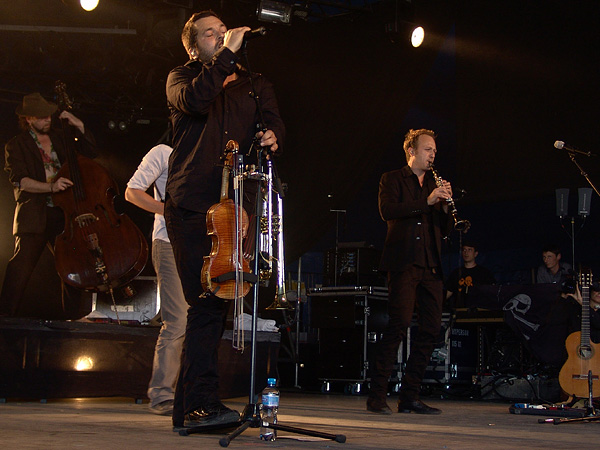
<box><xmin>74</xmin><ymin>356</ymin><xmax>94</xmax><ymax>371</ymax></box>
<box><xmin>118</xmin><ymin>120</ymin><xmax>127</xmax><ymax>132</ymax></box>
<box><xmin>80</xmin><ymin>0</ymin><xmax>99</xmax><ymax>11</ymax></box>
<box><xmin>107</xmin><ymin>120</ymin><xmax>116</xmax><ymax>130</ymax></box>
<box><xmin>385</xmin><ymin>21</ymin><xmax>425</xmax><ymax>47</ymax></box>
<box><xmin>257</xmin><ymin>0</ymin><xmax>292</xmax><ymax>24</ymax></box>
<box><xmin>410</xmin><ymin>26</ymin><xmax>425</xmax><ymax>48</ymax></box>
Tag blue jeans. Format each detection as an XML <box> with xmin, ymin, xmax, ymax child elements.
<box><xmin>147</xmin><ymin>239</ymin><xmax>188</xmax><ymax>407</ymax></box>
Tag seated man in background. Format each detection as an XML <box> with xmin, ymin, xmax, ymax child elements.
<box><xmin>536</xmin><ymin>244</ymin><xmax>572</xmax><ymax>285</ymax></box>
<box><xmin>446</xmin><ymin>241</ymin><xmax>495</xmax><ymax>309</ymax></box>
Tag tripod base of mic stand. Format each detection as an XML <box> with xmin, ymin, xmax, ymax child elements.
<box><xmin>217</xmin><ymin>403</ymin><xmax>346</xmax><ymax>447</ymax></box>
<box><xmin>178</xmin><ymin>418</ymin><xmax>243</xmax><ymax>436</ymax></box>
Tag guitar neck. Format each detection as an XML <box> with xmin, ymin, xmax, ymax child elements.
<box><xmin>581</xmin><ymin>284</ymin><xmax>591</xmax><ymax>347</ymax></box>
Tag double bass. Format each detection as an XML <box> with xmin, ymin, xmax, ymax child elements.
<box><xmin>52</xmin><ymin>81</ymin><xmax>148</xmax><ymax>293</ymax></box>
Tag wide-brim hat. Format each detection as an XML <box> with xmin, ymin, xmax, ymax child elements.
<box><xmin>15</xmin><ymin>92</ymin><xmax>58</xmax><ymax>117</ymax></box>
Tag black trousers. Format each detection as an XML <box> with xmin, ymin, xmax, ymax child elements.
<box><xmin>164</xmin><ymin>198</ymin><xmax>230</xmax><ymax>427</ymax></box>
<box><xmin>0</xmin><ymin>206</ymin><xmax>64</xmax><ymax>316</ymax></box>
<box><xmin>369</xmin><ymin>265</ymin><xmax>444</xmax><ymax>402</ymax></box>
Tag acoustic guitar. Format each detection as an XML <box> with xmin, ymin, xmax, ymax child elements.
<box><xmin>559</xmin><ymin>269</ymin><xmax>600</xmax><ymax>398</ymax></box>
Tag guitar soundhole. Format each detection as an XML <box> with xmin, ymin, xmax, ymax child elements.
<box><xmin>578</xmin><ymin>345</ymin><xmax>594</xmax><ymax>360</ymax></box>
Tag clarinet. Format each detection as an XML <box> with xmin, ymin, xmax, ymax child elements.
<box><xmin>430</xmin><ymin>164</ymin><xmax>471</xmax><ymax>232</ymax></box>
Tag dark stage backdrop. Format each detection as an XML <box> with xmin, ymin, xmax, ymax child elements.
<box><xmin>0</xmin><ymin>1</ymin><xmax>599</xmax><ymax>314</ymax></box>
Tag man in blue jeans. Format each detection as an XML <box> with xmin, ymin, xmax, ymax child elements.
<box><xmin>125</xmin><ymin>143</ymin><xmax>187</xmax><ymax>416</ymax></box>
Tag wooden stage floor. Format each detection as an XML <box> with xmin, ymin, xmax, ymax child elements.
<box><xmin>1</xmin><ymin>392</ymin><xmax>598</xmax><ymax>449</ymax></box>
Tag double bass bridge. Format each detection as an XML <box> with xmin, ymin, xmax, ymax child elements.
<box><xmin>75</xmin><ymin>213</ymin><xmax>99</xmax><ymax>228</ymax></box>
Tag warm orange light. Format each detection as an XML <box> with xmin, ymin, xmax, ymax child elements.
<box><xmin>74</xmin><ymin>356</ymin><xmax>94</xmax><ymax>371</ymax></box>
<box><xmin>80</xmin><ymin>0</ymin><xmax>99</xmax><ymax>11</ymax></box>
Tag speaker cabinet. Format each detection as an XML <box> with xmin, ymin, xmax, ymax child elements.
<box><xmin>309</xmin><ymin>286</ymin><xmax>388</xmax><ymax>381</ymax></box>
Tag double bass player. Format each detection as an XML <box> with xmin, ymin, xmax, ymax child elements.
<box><xmin>0</xmin><ymin>92</ymin><xmax>97</xmax><ymax>318</ymax></box>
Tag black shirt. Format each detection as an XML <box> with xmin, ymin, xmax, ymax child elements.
<box><xmin>407</xmin><ymin>170</ymin><xmax>438</xmax><ymax>269</ymax></box>
<box><xmin>446</xmin><ymin>265</ymin><xmax>496</xmax><ymax>308</ymax></box>
<box><xmin>165</xmin><ymin>47</ymin><xmax>285</xmax><ymax>212</ymax></box>
<box><xmin>378</xmin><ymin>166</ymin><xmax>451</xmax><ymax>272</ymax></box>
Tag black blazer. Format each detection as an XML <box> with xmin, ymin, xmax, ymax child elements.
<box><xmin>378</xmin><ymin>165</ymin><xmax>451</xmax><ymax>272</ymax></box>
<box><xmin>4</xmin><ymin>123</ymin><xmax>96</xmax><ymax>235</ymax></box>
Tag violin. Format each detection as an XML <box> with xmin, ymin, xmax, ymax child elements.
<box><xmin>201</xmin><ymin>140</ymin><xmax>254</xmax><ymax>299</ymax></box>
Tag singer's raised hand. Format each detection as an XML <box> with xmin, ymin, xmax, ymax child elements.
<box><xmin>223</xmin><ymin>26</ymin><xmax>251</xmax><ymax>53</ymax></box>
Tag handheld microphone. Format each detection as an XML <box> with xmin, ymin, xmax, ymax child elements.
<box><xmin>244</xmin><ymin>27</ymin><xmax>267</xmax><ymax>41</ymax></box>
<box><xmin>554</xmin><ymin>140</ymin><xmax>595</xmax><ymax>157</ymax></box>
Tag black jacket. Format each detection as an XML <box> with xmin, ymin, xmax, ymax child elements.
<box><xmin>378</xmin><ymin>165</ymin><xmax>451</xmax><ymax>272</ymax></box>
<box><xmin>4</xmin><ymin>122</ymin><xmax>96</xmax><ymax>234</ymax></box>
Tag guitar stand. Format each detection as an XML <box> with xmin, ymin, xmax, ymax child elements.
<box><xmin>540</xmin><ymin>370</ymin><xmax>600</xmax><ymax>425</ymax></box>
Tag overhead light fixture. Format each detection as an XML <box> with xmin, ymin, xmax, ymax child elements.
<box><xmin>257</xmin><ymin>0</ymin><xmax>293</xmax><ymax>24</ymax></box>
<box><xmin>107</xmin><ymin>117</ymin><xmax>130</xmax><ymax>133</ymax></box>
<box><xmin>62</xmin><ymin>0</ymin><xmax>99</xmax><ymax>11</ymax></box>
<box><xmin>385</xmin><ymin>21</ymin><xmax>425</xmax><ymax>48</ymax></box>
<box><xmin>80</xmin><ymin>0</ymin><xmax>99</xmax><ymax>11</ymax></box>
<box><xmin>410</xmin><ymin>26</ymin><xmax>425</xmax><ymax>48</ymax></box>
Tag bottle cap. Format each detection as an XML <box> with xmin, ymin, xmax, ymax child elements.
<box><xmin>267</xmin><ymin>378</ymin><xmax>276</xmax><ymax>386</ymax></box>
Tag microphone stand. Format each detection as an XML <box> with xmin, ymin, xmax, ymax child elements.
<box><xmin>566</xmin><ymin>151</ymin><xmax>600</xmax><ymax>197</ymax></box>
<box><xmin>198</xmin><ymin>40</ymin><xmax>345</xmax><ymax>447</ymax></box>
<box><xmin>558</xmin><ymin>151</ymin><xmax>598</xmax><ymax>269</ymax></box>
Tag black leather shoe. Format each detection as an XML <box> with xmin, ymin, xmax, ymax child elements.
<box><xmin>398</xmin><ymin>399</ymin><xmax>442</xmax><ymax>415</ymax></box>
<box><xmin>184</xmin><ymin>403</ymin><xmax>241</xmax><ymax>427</ymax></box>
<box><xmin>366</xmin><ymin>398</ymin><xmax>393</xmax><ymax>415</ymax></box>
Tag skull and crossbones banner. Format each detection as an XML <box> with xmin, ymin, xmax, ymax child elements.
<box><xmin>468</xmin><ymin>283</ymin><xmax>571</xmax><ymax>366</ymax></box>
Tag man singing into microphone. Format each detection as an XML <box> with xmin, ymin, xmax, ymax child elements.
<box><xmin>367</xmin><ymin>129</ymin><xmax>452</xmax><ymax>415</ymax></box>
<box><xmin>165</xmin><ymin>10</ymin><xmax>285</xmax><ymax>430</ymax></box>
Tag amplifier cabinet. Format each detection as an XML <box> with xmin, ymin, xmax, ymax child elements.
<box><xmin>323</xmin><ymin>245</ymin><xmax>383</xmax><ymax>287</ymax></box>
<box><xmin>399</xmin><ymin>319</ymin><xmax>478</xmax><ymax>385</ymax></box>
<box><xmin>308</xmin><ymin>286</ymin><xmax>388</xmax><ymax>382</ymax></box>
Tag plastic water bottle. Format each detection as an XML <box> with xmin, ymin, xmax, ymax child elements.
<box><xmin>259</xmin><ymin>378</ymin><xmax>279</xmax><ymax>441</ymax></box>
